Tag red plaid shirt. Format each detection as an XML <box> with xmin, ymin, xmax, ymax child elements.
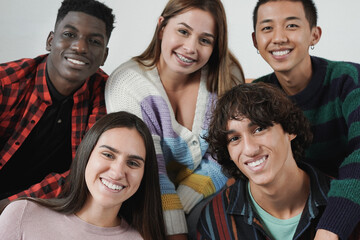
<box><xmin>0</xmin><ymin>54</ymin><xmax>107</xmax><ymax>200</ymax></box>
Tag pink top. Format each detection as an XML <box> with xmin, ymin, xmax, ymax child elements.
<box><xmin>0</xmin><ymin>200</ymin><xmax>143</xmax><ymax>240</ymax></box>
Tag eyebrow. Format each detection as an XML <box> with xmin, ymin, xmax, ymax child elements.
<box><xmin>225</xmin><ymin>122</ymin><xmax>256</xmax><ymax>135</ymax></box>
<box><xmin>99</xmin><ymin>145</ymin><xmax>145</xmax><ymax>162</ymax></box>
<box><xmin>259</xmin><ymin>16</ymin><xmax>301</xmax><ymax>25</ymax></box>
<box><xmin>178</xmin><ymin>22</ymin><xmax>215</xmax><ymax>39</ymax></box>
<box><xmin>63</xmin><ymin>24</ymin><xmax>105</xmax><ymax>39</ymax></box>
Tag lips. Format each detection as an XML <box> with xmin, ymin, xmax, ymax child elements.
<box><xmin>67</xmin><ymin>57</ymin><xmax>86</xmax><ymax>65</ymax></box>
<box><xmin>271</xmin><ymin>49</ymin><xmax>291</xmax><ymax>56</ymax></box>
<box><xmin>65</xmin><ymin>55</ymin><xmax>89</xmax><ymax>67</ymax></box>
<box><xmin>175</xmin><ymin>52</ymin><xmax>196</xmax><ymax>64</ymax></box>
<box><xmin>100</xmin><ymin>178</ymin><xmax>125</xmax><ymax>191</ymax></box>
<box><xmin>245</xmin><ymin>155</ymin><xmax>268</xmax><ymax>170</ymax></box>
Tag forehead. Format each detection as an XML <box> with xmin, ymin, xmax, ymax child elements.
<box><xmin>226</xmin><ymin>117</ymin><xmax>250</xmax><ymax>131</ymax></box>
<box><xmin>96</xmin><ymin>127</ymin><xmax>146</xmax><ymax>158</ymax></box>
<box><xmin>56</xmin><ymin>11</ymin><xmax>107</xmax><ymax>37</ymax></box>
<box><xmin>169</xmin><ymin>8</ymin><xmax>216</xmax><ymax>34</ymax></box>
<box><xmin>257</xmin><ymin>1</ymin><xmax>307</xmax><ymax>24</ymax></box>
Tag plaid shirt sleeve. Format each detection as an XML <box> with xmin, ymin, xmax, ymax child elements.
<box><xmin>6</xmin><ymin>67</ymin><xmax>108</xmax><ymax>201</ymax></box>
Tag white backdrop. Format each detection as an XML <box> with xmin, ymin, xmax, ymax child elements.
<box><xmin>1</xmin><ymin>0</ymin><xmax>359</xmax><ymax>79</ymax></box>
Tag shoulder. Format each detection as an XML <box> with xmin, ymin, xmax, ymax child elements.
<box><xmin>5</xmin><ymin>199</ymin><xmax>49</xmax><ymax>215</ymax></box>
<box><xmin>108</xmin><ymin>59</ymin><xmax>152</xmax><ymax>84</ymax></box>
<box><xmin>3</xmin><ymin>199</ymin><xmax>29</xmax><ymax>214</ymax></box>
<box><xmin>0</xmin><ymin>55</ymin><xmax>47</xmax><ymax>85</ymax></box>
<box><xmin>120</xmin><ymin>218</ymin><xmax>143</xmax><ymax>239</ymax></box>
<box><xmin>90</xmin><ymin>68</ymin><xmax>109</xmax><ymax>82</ymax></box>
<box><xmin>253</xmin><ymin>73</ymin><xmax>276</xmax><ymax>83</ymax></box>
<box><xmin>314</xmin><ymin>56</ymin><xmax>360</xmax><ymax>84</ymax></box>
<box><xmin>105</xmin><ymin>59</ymin><xmax>161</xmax><ymax>100</ymax></box>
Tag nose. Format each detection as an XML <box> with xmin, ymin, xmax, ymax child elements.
<box><xmin>272</xmin><ymin>28</ymin><xmax>287</xmax><ymax>45</ymax></box>
<box><xmin>182</xmin><ymin>37</ymin><xmax>196</xmax><ymax>54</ymax></box>
<box><xmin>109</xmin><ymin>158</ymin><xmax>126</xmax><ymax>180</ymax></box>
<box><xmin>242</xmin><ymin>136</ymin><xmax>260</xmax><ymax>157</ymax></box>
<box><xmin>71</xmin><ymin>37</ymin><xmax>88</xmax><ymax>54</ymax></box>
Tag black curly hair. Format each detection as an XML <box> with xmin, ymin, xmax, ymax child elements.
<box><xmin>205</xmin><ymin>82</ymin><xmax>313</xmax><ymax>180</ymax></box>
<box><xmin>55</xmin><ymin>0</ymin><xmax>115</xmax><ymax>41</ymax></box>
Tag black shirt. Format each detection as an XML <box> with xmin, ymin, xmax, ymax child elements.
<box><xmin>0</xmin><ymin>70</ymin><xmax>73</xmax><ymax>198</ymax></box>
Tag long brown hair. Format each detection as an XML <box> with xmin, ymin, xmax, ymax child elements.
<box><xmin>134</xmin><ymin>0</ymin><xmax>244</xmax><ymax>96</ymax></box>
<box><xmin>21</xmin><ymin>112</ymin><xmax>166</xmax><ymax>240</ymax></box>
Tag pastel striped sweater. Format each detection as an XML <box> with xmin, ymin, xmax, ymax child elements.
<box><xmin>255</xmin><ymin>56</ymin><xmax>360</xmax><ymax>240</ymax></box>
<box><xmin>105</xmin><ymin>59</ymin><xmax>227</xmax><ymax>235</ymax></box>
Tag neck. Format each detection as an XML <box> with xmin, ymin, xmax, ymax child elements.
<box><xmin>157</xmin><ymin>59</ymin><xmax>200</xmax><ymax>92</ymax></box>
<box><xmin>76</xmin><ymin>198</ymin><xmax>121</xmax><ymax>227</ymax></box>
<box><xmin>274</xmin><ymin>56</ymin><xmax>313</xmax><ymax>96</ymax></box>
<box><xmin>250</xmin><ymin>165</ymin><xmax>310</xmax><ymax>219</ymax></box>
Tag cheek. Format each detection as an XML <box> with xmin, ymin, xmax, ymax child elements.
<box><xmin>202</xmin><ymin>47</ymin><xmax>213</xmax><ymax>62</ymax></box>
<box><xmin>130</xmin><ymin>169</ymin><xmax>144</xmax><ymax>187</ymax></box>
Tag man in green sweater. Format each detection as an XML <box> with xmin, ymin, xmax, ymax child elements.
<box><xmin>252</xmin><ymin>0</ymin><xmax>360</xmax><ymax>239</ymax></box>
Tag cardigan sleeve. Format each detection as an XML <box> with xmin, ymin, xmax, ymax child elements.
<box><xmin>316</xmin><ymin>62</ymin><xmax>360</xmax><ymax>240</ymax></box>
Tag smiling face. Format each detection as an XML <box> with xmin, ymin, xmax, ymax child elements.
<box><xmin>252</xmin><ymin>1</ymin><xmax>320</xmax><ymax>75</ymax></box>
<box><xmin>84</xmin><ymin>127</ymin><xmax>145</xmax><ymax>213</ymax></box>
<box><xmin>226</xmin><ymin>118</ymin><xmax>296</xmax><ymax>187</ymax></box>
<box><xmin>46</xmin><ymin>11</ymin><xmax>108</xmax><ymax>95</ymax></box>
<box><xmin>158</xmin><ymin>8</ymin><xmax>215</xmax><ymax>77</ymax></box>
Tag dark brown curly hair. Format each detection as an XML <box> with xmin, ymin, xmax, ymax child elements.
<box><xmin>205</xmin><ymin>82</ymin><xmax>313</xmax><ymax>180</ymax></box>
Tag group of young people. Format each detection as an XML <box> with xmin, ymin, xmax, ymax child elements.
<box><xmin>0</xmin><ymin>0</ymin><xmax>359</xmax><ymax>239</ymax></box>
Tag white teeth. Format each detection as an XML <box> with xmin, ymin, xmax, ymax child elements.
<box><xmin>176</xmin><ymin>53</ymin><xmax>194</xmax><ymax>63</ymax></box>
<box><xmin>101</xmin><ymin>178</ymin><xmax>124</xmax><ymax>191</ymax></box>
<box><xmin>272</xmin><ymin>50</ymin><xmax>290</xmax><ymax>56</ymax></box>
<box><xmin>247</xmin><ymin>157</ymin><xmax>266</xmax><ymax>167</ymax></box>
<box><xmin>67</xmin><ymin>58</ymin><xmax>86</xmax><ymax>65</ymax></box>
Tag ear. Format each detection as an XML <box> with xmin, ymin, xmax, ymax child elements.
<box><xmin>252</xmin><ymin>32</ymin><xmax>258</xmax><ymax>50</ymax></box>
<box><xmin>101</xmin><ymin>47</ymin><xmax>109</xmax><ymax>66</ymax></box>
<box><xmin>288</xmin><ymin>133</ymin><xmax>297</xmax><ymax>141</ymax></box>
<box><xmin>310</xmin><ymin>26</ymin><xmax>322</xmax><ymax>46</ymax></box>
<box><xmin>46</xmin><ymin>31</ymin><xmax>54</xmax><ymax>51</ymax></box>
<box><xmin>158</xmin><ymin>16</ymin><xmax>165</xmax><ymax>40</ymax></box>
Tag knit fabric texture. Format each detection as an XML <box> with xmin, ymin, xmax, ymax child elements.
<box><xmin>255</xmin><ymin>56</ymin><xmax>360</xmax><ymax>240</ymax></box>
<box><xmin>105</xmin><ymin>59</ymin><xmax>228</xmax><ymax>235</ymax></box>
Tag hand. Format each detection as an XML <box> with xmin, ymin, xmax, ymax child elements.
<box><xmin>314</xmin><ymin>229</ymin><xmax>339</xmax><ymax>240</ymax></box>
<box><xmin>167</xmin><ymin>234</ymin><xmax>188</xmax><ymax>240</ymax></box>
<box><xmin>0</xmin><ymin>198</ymin><xmax>10</xmax><ymax>214</ymax></box>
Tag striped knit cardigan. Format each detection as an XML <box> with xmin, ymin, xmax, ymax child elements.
<box><xmin>105</xmin><ymin>59</ymin><xmax>227</xmax><ymax>235</ymax></box>
<box><xmin>255</xmin><ymin>56</ymin><xmax>360</xmax><ymax>240</ymax></box>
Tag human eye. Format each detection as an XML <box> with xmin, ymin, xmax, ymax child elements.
<box><xmin>254</xmin><ymin>126</ymin><xmax>267</xmax><ymax>134</ymax></box>
<box><xmin>127</xmin><ymin>159</ymin><xmax>141</xmax><ymax>168</ymax></box>
<box><xmin>101</xmin><ymin>151</ymin><xmax>114</xmax><ymax>159</ymax></box>
<box><xmin>286</xmin><ymin>23</ymin><xmax>299</xmax><ymax>29</ymax></box>
<box><xmin>228</xmin><ymin>135</ymin><xmax>240</xmax><ymax>144</ymax></box>
<box><xmin>89</xmin><ymin>38</ymin><xmax>103</xmax><ymax>46</ymax></box>
<box><xmin>178</xmin><ymin>29</ymin><xmax>189</xmax><ymax>36</ymax></box>
<box><xmin>200</xmin><ymin>37</ymin><xmax>213</xmax><ymax>46</ymax></box>
<box><xmin>63</xmin><ymin>31</ymin><xmax>75</xmax><ymax>38</ymax></box>
<box><xmin>261</xmin><ymin>26</ymin><xmax>272</xmax><ymax>32</ymax></box>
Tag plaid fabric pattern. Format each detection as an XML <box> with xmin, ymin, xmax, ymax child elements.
<box><xmin>0</xmin><ymin>54</ymin><xmax>107</xmax><ymax>200</ymax></box>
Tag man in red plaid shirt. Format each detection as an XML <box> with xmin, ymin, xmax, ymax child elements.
<box><xmin>0</xmin><ymin>0</ymin><xmax>115</xmax><ymax>211</ymax></box>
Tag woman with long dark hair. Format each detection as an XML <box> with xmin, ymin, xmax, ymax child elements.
<box><xmin>0</xmin><ymin>112</ymin><xmax>166</xmax><ymax>240</ymax></box>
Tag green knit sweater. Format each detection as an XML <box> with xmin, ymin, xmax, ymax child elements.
<box><xmin>255</xmin><ymin>56</ymin><xmax>360</xmax><ymax>239</ymax></box>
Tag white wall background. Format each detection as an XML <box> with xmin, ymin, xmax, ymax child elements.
<box><xmin>0</xmin><ymin>0</ymin><xmax>359</xmax><ymax>79</ymax></box>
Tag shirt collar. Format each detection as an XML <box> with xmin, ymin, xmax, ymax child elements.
<box><xmin>226</xmin><ymin>161</ymin><xmax>329</xmax><ymax>219</ymax></box>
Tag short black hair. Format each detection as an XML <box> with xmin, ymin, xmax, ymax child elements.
<box><xmin>206</xmin><ymin>82</ymin><xmax>313</xmax><ymax>180</ymax></box>
<box><xmin>252</xmin><ymin>0</ymin><xmax>318</xmax><ymax>31</ymax></box>
<box><xmin>55</xmin><ymin>0</ymin><xmax>115</xmax><ymax>41</ymax></box>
